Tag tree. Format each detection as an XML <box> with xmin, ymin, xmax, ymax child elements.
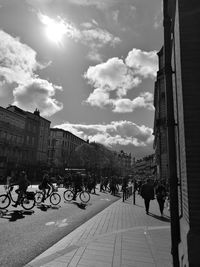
<box><xmin>68</xmin><ymin>142</ymin><xmax>121</xmax><ymax>176</ymax></box>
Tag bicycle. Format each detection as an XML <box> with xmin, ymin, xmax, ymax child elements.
<box><xmin>35</xmin><ymin>184</ymin><xmax>61</xmax><ymax>205</ymax></box>
<box><xmin>63</xmin><ymin>187</ymin><xmax>90</xmax><ymax>203</ymax></box>
<box><xmin>0</xmin><ymin>185</ymin><xmax>36</xmax><ymax>210</ymax></box>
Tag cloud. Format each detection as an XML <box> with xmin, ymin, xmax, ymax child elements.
<box><xmin>84</xmin><ymin>57</ymin><xmax>141</xmax><ymax>99</ymax></box>
<box><xmin>112</xmin><ymin>10</ymin><xmax>119</xmax><ymax>23</ymax></box>
<box><xmin>81</xmin><ymin>28</ymin><xmax>120</xmax><ymax>61</ymax></box>
<box><xmin>67</xmin><ymin>0</ymin><xmax>120</xmax><ymax>10</ymax></box>
<box><xmin>13</xmin><ymin>78</ymin><xmax>63</xmax><ymax>117</ymax></box>
<box><xmin>84</xmin><ymin>49</ymin><xmax>157</xmax><ymax>112</ymax></box>
<box><xmin>81</xmin><ymin>28</ymin><xmax>120</xmax><ymax>47</ymax></box>
<box><xmin>54</xmin><ymin>120</ymin><xmax>154</xmax><ymax>148</ymax></box>
<box><xmin>112</xmin><ymin>92</ymin><xmax>154</xmax><ymax>113</ymax></box>
<box><xmin>153</xmin><ymin>3</ymin><xmax>163</xmax><ymax>29</ymax></box>
<box><xmin>125</xmin><ymin>48</ymin><xmax>158</xmax><ymax>78</ymax></box>
<box><xmin>0</xmin><ymin>30</ymin><xmax>43</xmax><ymax>84</ymax></box>
<box><xmin>0</xmin><ymin>30</ymin><xmax>63</xmax><ymax>116</ymax></box>
<box><xmin>38</xmin><ymin>13</ymin><xmax>120</xmax><ymax>61</ymax></box>
<box><xmin>38</xmin><ymin>13</ymin><xmax>81</xmax><ymax>42</ymax></box>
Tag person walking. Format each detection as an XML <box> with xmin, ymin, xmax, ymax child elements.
<box><xmin>72</xmin><ymin>172</ymin><xmax>82</xmax><ymax>200</ymax></box>
<box><xmin>155</xmin><ymin>180</ymin><xmax>167</xmax><ymax>217</ymax></box>
<box><xmin>140</xmin><ymin>178</ymin><xmax>155</xmax><ymax>214</ymax></box>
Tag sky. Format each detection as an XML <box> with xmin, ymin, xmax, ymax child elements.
<box><xmin>0</xmin><ymin>0</ymin><xmax>163</xmax><ymax>159</ymax></box>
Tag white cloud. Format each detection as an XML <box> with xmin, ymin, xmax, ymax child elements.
<box><xmin>54</xmin><ymin>120</ymin><xmax>154</xmax><ymax>148</ymax></box>
<box><xmin>125</xmin><ymin>48</ymin><xmax>158</xmax><ymax>78</ymax></box>
<box><xmin>13</xmin><ymin>78</ymin><xmax>63</xmax><ymax>117</ymax></box>
<box><xmin>112</xmin><ymin>92</ymin><xmax>154</xmax><ymax>113</ymax></box>
<box><xmin>86</xmin><ymin>89</ymin><xmax>111</xmax><ymax>108</ymax></box>
<box><xmin>84</xmin><ymin>57</ymin><xmax>141</xmax><ymax>99</ymax></box>
<box><xmin>0</xmin><ymin>30</ymin><xmax>43</xmax><ymax>84</ymax></box>
<box><xmin>67</xmin><ymin>0</ymin><xmax>120</xmax><ymax>10</ymax></box>
<box><xmin>0</xmin><ymin>30</ymin><xmax>63</xmax><ymax>117</ymax></box>
<box><xmin>82</xmin><ymin>28</ymin><xmax>120</xmax><ymax>47</ymax></box>
<box><xmin>81</xmin><ymin>22</ymin><xmax>93</xmax><ymax>29</ymax></box>
<box><xmin>84</xmin><ymin>51</ymin><xmax>156</xmax><ymax>112</ymax></box>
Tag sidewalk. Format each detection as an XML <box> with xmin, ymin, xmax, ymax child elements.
<box><xmin>26</xmin><ymin>195</ymin><xmax>172</xmax><ymax>267</ymax></box>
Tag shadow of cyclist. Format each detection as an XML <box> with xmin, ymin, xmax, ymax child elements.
<box><xmin>72</xmin><ymin>201</ymin><xmax>87</xmax><ymax>210</ymax></box>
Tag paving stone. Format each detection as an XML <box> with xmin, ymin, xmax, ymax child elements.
<box><xmin>26</xmin><ymin>195</ymin><xmax>172</xmax><ymax>267</ymax></box>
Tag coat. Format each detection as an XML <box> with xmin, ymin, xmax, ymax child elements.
<box><xmin>140</xmin><ymin>183</ymin><xmax>154</xmax><ymax>200</ymax></box>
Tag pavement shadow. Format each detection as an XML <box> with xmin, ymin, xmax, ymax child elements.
<box><xmin>37</xmin><ymin>204</ymin><xmax>61</xmax><ymax>212</ymax></box>
<box><xmin>72</xmin><ymin>201</ymin><xmax>87</xmax><ymax>209</ymax></box>
<box><xmin>113</xmin><ymin>193</ymin><xmax>121</xmax><ymax>198</ymax></box>
<box><xmin>0</xmin><ymin>209</ymin><xmax>34</xmax><ymax>221</ymax></box>
<box><xmin>148</xmin><ymin>212</ymin><xmax>170</xmax><ymax>222</ymax></box>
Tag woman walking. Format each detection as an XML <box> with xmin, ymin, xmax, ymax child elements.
<box><xmin>155</xmin><ymin>180</ymin><xmax>167</xmax><ymax>217</ymax></box>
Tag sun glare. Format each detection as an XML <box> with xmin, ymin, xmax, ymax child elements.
<box><xmin>46</xmin><ymin>22</ymin><xmax>66</xmax><ymax>44</ymax></box>
<box><xmin>40</xmin><ymin>14</ymin><xmax>66</xmax><ymax>45</ymax></box>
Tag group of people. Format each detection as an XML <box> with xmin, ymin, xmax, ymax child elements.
<box><xmin>100</xmin><ymin>176</ymin><xmax>120</xmax><ymax>196</ymax></box>
<box><xmin>139</xmin><ymin>178</ymin><xmax>168</xmax><ymax>216</ymax></box>
<box><xmin>5</xmin><ymin>168</ymin><xmax>169</xmax><ymax>215</ymax></box>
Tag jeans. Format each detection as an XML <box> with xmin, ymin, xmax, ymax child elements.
<box><xmin>144</xmin><ymin>198</ymin><xmax>151</xmax><ymax>213</ymax></box>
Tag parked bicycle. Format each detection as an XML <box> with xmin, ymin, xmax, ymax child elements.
<box><xmin>0</xmin><ymin>185</ymin><xmax>36</xmax><ymax>210</ymax></box>
<box><xmin>63</xmin><ymin>187</ymin><xmax>90</xmax><ymax>203</ymax></box>
<box><xmin>35</xmin><ymin>185</ymin><xmax>61</xmax><ymax>205</ymax></box>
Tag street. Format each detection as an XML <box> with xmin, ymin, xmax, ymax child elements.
<box><xmin>0</xmin><ymin>185</ymin><xmax>120</xmax><ymax>267</ymax></box>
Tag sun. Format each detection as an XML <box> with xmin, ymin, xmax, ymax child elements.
<box><xmin>45</xmin><ymin>21</ymin><xmax>66</xmax><ymax>45</ymax></box>
<box><xmin>39</xmin><ymin>14</ymin><xmax>66</xmax><ymax>45</ymax></box>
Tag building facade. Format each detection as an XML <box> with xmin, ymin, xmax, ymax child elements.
<box><xmin>153</xmin><ymin>47</ymin><xmax>168</xmax><ymax>182</ymax></box>
<box><xmin>34</xmin><ymin>109</ymin><xmax>51</xmax><ymax>166</ymax></box>
<box><xmin>48</xmin><ymin>128</ymin><xmax>86</xmax><ymax>170</ymax></box>
<box><xmin>154</xmin><ymin>1</ymin><xmax>200</xmax><ymax>266</ymax></box>
<box><xmin>0</xmin><ymin>106</ymin><xmax>26</xmax><ymax>176</ymax></box>
<box><xmin>133</xmin><ymin>154</ymin><xmax>156</xmax><ymax>180</ymax></box>
<box><xmin>0</xmin><ymin>105</ymin><xmax>51</xmax><ymax>178</ymax></box>
<box><xmin>118</xmin><ymin>150</ymin><xmax>132</xmax><ymax>176</ymax></box>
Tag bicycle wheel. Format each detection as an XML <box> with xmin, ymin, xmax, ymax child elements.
<box><xmin>10</xmin><ymin>187</ymin><xmax>18</xmax><ymax>203</ymax></box>
<box><xmin>50</xmin><ymin>192</ymin><xmax>61</xmax><ymax>205</ymax></box>
<box><xmin>63</xmin><ymin>190</ymin><xmax>74</xmax><ymax>202</ymax></box>
<box><xmin>35</xmin><ymin>191</ymin><xmax>44</xmax><ymax>204</ymax></box>
<box><xmin>80</xmin><ymin>191</ymin><xmax>90</xmax><ymax>203</ymax></box>
<box><xmin>21</xmin><ymin>196</ymin><xmax>35</xmax><ymax>210</ymax></box>
<box><xmin>0</xmin><ymin>194</ymin><xmax>11</xmax><ymax>209</ymax></box>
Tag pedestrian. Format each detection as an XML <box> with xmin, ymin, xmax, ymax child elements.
<box><xmin>155</xmin><ymin>180</ymin><xmax>167</xmax><ymax>216</ymax></box>
<box><xmin>72</xmin><ymin>172</ymin><xmax>82</xmax><ymax>200</ymax></box>
<box><xmin>140</xmin><ymin>178</ymin><xmax>155</xmax><ymax>214</ymax></box>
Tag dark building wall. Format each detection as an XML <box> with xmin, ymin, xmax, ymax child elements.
<box><xmin>178</xmin><ymin>1</ymin><xmax>200</xmax><ymax>266</ymax></box>
<box><xmin>154</xmin><ymin>49</ymin><xmax>168</xmax><ymax>182</ymax></box>
<box><xmin>167</xmin><ymin>0</ymin><xmax>200</xmax><ymax>266</ymax></box>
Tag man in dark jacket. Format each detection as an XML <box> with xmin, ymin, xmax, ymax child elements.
<box><xmin>155</xmin><ymin>180</ymin><xmax>167</xmax><ymax>216</ymax></box>
<box><xmin>12</xmin><ymin>170</ymin><xmax>30</xmax><ymax>207</ymax></box>
<box><xmin>140</xmin><ymin>178</ymin><xmax>155</xmax><ymax>214</ymax></box>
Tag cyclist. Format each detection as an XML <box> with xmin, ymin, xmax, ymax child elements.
<box><xmin>39</xmin><ymin>171</ymin><xmax>54</xmax><ymax>202</ymax></box>
<box><xmin>72</xmin><ymin>172</ymin><xmax>82</xmax><ymax>200</ymax></box>
<box><xmin>12</xmin><ymin>170</ymin><xmax>30</xmax><ymax>207</ymax></box>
